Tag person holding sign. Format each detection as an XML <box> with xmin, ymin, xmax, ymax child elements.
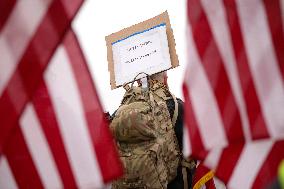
<box><xmin>109</xmin><ymin>72</ymin><xmax>196</xmax><ymax>189</ymax></box>
<box><xmin>106</xmin><ymin>12</ymin><xmax>195</xmax><ymax>188</ymax></box>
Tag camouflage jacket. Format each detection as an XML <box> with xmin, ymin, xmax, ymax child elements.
<box><xmin>110</xmin><ymin>97</ymin><xmax>196</xmax><ymax>189</ymax></box>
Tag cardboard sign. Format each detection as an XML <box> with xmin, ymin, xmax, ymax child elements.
<box><xmin>106</xmin><ymin>11</ymin><xmax>179</xmax><ymax>89</ymax></box>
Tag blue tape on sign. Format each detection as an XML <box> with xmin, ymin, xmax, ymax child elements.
<box><xmin>111</xmin><ymin>23</ymin><xmax>166</xmax><ymax>45</ymax></box>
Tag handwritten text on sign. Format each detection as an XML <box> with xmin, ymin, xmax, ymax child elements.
<box><xmin>112</xmin><ymin>24</ymin><xmax>171</xmax><ymax>86</ymax></box>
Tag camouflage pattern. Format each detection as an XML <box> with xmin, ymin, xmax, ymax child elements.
<box><xmin>110</xmin><ymin>80</ymin><xmax>181</xmax><ymax>189</ymax></box>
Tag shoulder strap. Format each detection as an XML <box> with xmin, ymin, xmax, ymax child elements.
<box><xmin>170</xmin><ymin>92</ymin><xmax>178</xmax><ymax>127</ymax></box>
<box><xmin>181</xmin><ymin>158</ymin><xmax>197</xmax><ymax>189</ymax></box>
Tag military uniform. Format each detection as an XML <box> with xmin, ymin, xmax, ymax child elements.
<box><xmin>110</xmin><ymin>95</ymin><xmax>195</xmax><ymax>189</ymax></box>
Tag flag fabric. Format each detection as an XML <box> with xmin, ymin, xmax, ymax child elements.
<box><xmin>0</xmin><ymin>1</ymin><xmax>123</xmax><ymax>188</ymax></box>
<box><xmin>0</xmin><ymin>0</ymin><xmax>84</xmax><ymax>155</ymax></box>
<box><xmin>193</xmin><ymin>163</ymin><xmax>216</xmax><ymax>189</ymax></box>
<box><xmin>183</xmin><ymin>0</ymin><xmax>284</xmax><ymax>188</ymax></box>
<box><xmin>0</xmin><ymin>28</ymin><xmax>123</xmax><ymax>189</ymax></box>
<box><xmin>197</xmin><ymin>139</ymin><xmax>284</xmax><ymax>189</ymax></box>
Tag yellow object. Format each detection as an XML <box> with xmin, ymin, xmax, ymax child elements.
<box><xmin>279</xmin><ymin>160</ymin><xmax>284</xmax><ymax>189</ymax></box>
<box><xmin>193</xmin><ymin>170</ymin><xmax>214</xmax><ymax>189</ymax></box>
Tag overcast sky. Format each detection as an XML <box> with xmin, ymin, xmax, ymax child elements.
<box><xmin>73</xmin><ymin>0</ymin><xmax>187</xmax><ymax>114</ymax></box>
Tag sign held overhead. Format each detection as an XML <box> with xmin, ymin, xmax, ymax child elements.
<box><xmin>106</xmin><ymin>11</ymin><xmax>179</xmax><ymax>89</ymax></box>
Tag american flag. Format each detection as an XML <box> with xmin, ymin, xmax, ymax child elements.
<box><xmin>193</xmin><ymin>163</ymin><xmax>216</xmax><ymax>189</ymax></box>
<box><xmin>183</xmin><ymin>0</ymin><xmax>284</xmax><ymax>188</ymax></box>
<box><xmin>0</xmin><ymin>1</ymin><xmax>122</xmax><ymax>188</ymax></box>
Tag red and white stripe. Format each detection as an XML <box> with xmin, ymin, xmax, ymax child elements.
<box><xmin>200</xmin><ymin>139</ymin><xmax>284</xmax><ymax>189</ymax></box>
<box><xmin>0</xmin><ymin>1</ymin><xmax>123</xmax><ymax>187</ymax></box>
<box><xmin>0</xmin><ymin>0</ymin><xmax>52</xmax><ymax>95</ymax></box>
<box><xmin>0</xmin><ymin>30</ymin><xmax>123</xmax><ymax>188</ymax></box>
<box><xmin>0</xmin><ymin>0</ymin><xmax>83</xmax><ymax>155</ymax></box>
<box><xmin>183</xmin><ymin>0</ymin><xmax>284</xmax><ymax>188</ymax></box>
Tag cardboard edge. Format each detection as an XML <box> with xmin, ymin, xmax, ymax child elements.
<box><xmin>105</xmin><ymin>11</ymin><xmax>179</xmax><ymax>90</ymax></box>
